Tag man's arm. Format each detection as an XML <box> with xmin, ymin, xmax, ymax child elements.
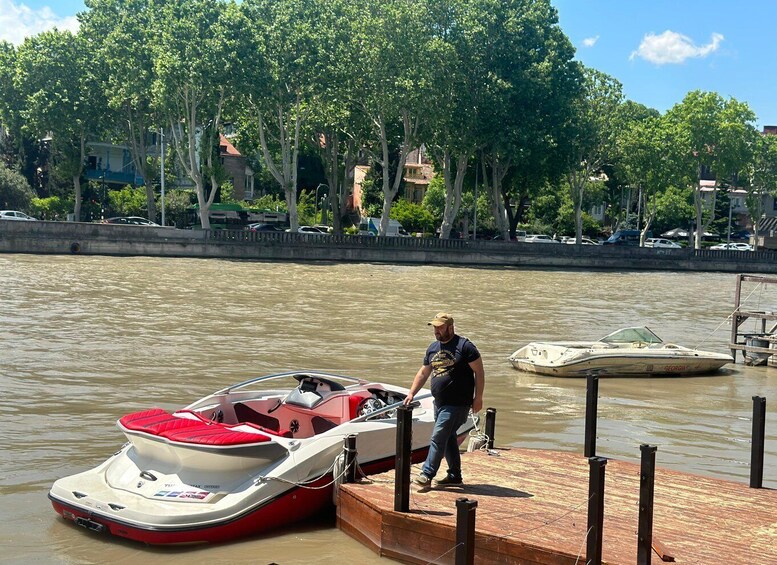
<box><xmin>404</xmin><ymin>364</ymin><xmax>432</xmax><ymax>405</ymax></box>
<box><xmin>469</xmin><ymin>356</ymin><xmax>485</xmax><ymax>413</ymax></box>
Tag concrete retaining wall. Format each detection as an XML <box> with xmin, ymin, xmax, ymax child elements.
<box><xmin>1</xmin><ymin>220</ymin><xmax>775</xmax><ymax>273</ymax></box>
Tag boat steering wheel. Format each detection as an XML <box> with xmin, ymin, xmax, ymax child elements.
<box><xmin>356</xmin><ymin>396</ymin><xmax>387</xmax><ymax>417</ymax></box>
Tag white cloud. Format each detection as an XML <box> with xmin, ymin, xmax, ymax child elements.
<box><xmin>0</xmin><ymin>0</ymin><xmax>80</xmax><ymax>45</ymax></box>
<box><xmin>582</xmin><ymin>35</ymin><xmax>599</xmax><ymax>48</ymax></box>
<box><xmin>630</xmin><ymin>30</ymin><xmax>724</xmax><ymax>65</ymax></box>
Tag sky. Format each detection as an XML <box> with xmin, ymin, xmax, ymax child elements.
<box><xmin>3</xmin><ymin>0</ymin><xmax>776</xmax><ymax>128</ymax></box>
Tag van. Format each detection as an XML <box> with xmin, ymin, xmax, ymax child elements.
<box><xmin>603</xmin><ymin>229</ymin><xmax>651</xmax><ymax>246</ymax></box>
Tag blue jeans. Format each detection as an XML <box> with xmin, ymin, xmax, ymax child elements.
<box><xmin>421</xmin><ymin>404</ymin><xmax>471</xmax><ymax>480</ymax></box>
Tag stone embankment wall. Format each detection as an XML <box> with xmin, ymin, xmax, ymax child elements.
<box><xmin>1</xmin><ymin>220</ymin><xmax>776</xmax><ymax>273</ymax></box>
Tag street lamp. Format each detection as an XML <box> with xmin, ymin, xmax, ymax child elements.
<box><xmin>315</xmin><ymin>183</ymin><xmax>329</xmax><ymax>224</ymax></box>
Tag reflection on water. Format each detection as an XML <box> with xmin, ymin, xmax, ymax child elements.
<box><xmin>2</xmin><ymin>254</ymin><xmax>776</xmax><ymax>562</ymax></box>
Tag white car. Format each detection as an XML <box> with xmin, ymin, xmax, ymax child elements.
<box><xmin>645</xmin><ymin>238</ymin><xmax>682</xmax><ymax>249</ymax></box>
<box><xmin>525</xmin><ymin>234</ymin><xmax>559</xmax><ymax>243</ymax></box>
<box><xmin>565</xmin><ymin>237</ymin><xmax>600</xmax><ymax>245</ymax></box>
<box><xmin>287</xmin><ymin>225</ymin><xmax>330</xmax><ymax>235</ymax></box>
<box><xmin>710</xmin><ymin>242</ymin><xmax>753</xmax><ymax>251</ymax></box>
<box><xmin>0</xmin><ymin>210</ymin><xmax>37</xmax><ymax>221</ymax></box>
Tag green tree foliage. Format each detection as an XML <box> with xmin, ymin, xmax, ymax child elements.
<box><xmin>0</xmin><ymin>163</ymin><xmax>35</xmax><ymax>210</ymax></box>
<box><xmin>29</xmin><ymin>195</ymin><xmax>73</xmax><ymax>220</ymax></box>
<box><xmin>390</xmin><ymin>199</ymin><xmax>435</xmax><ymax>234</ymax></box>
<box><xmin>108</xmin><ymin>185</ymin><xmax>147</xmax><ymax>216</ymax></box>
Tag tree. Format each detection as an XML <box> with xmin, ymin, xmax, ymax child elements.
<box><xmin>15</xmin><ymin>30</ymin><xmax>105</xmax><ymax>220</ymax></box>
<box><xmin>564</xmin><ymin>67</ymin><xmax>623</xmax><ymax>244</ymax></box>
<box><xmin>0</xmin><ymin>163</ymin><xmax>35</xmax><ymax>210</ymax></box>
<box><xmin>664</xmin><ymin>91</ymin><xmax>758</xmax><ymax>249</ymax></box>
<box><xmin>746</xmin><ymin>133</ymin><xmax>777</xmax><ymax>244</ymax></box>
<box><xmin>150</xmin><ymin>0</ymin><xmax>240</xmax><ymax>229</ymax></box>
<box><xmin>81</xmin><ymin>0</ymin><xmax>161</xmax><ymax>222</ymax></box>
<box><xmin>238</xmin><ymin>0</ymin><xmax>325</xmax><ymax>231</ymax></box>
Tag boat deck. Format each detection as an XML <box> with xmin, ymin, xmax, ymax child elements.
<box><xmin>337</xmin><ymin>447</ymin><xmax>777</xmax><ymax>563</ymax></box>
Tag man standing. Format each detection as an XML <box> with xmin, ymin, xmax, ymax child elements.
<box><xmin>404</xmin><ymin>312</ymin><xmax>485</xmax><ymax>486</ymax></box>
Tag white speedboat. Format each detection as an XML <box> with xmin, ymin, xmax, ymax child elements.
<box><xmin>49</xmin><ymin>371</ymin><xmax>476</xmax><ymax>545</ymax></box>
<box><xmin>508</xmin><ymin>327</ymin><xmax>733</xmax><ymax>377</ymax></box>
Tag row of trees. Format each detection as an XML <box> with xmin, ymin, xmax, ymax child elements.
<box><xmin>1</xmin><ymin>0</ymin><xmax>776</xmax><ymax>246</ymax></box>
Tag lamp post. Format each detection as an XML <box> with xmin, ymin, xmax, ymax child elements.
<box><xmin>727</xmin><ymin>172</ymin><xmax>738</xmax><ymax>247</ymax></box>
<box><xmin>101</xmin><ymin>170</ymin><xmax>107</xmax><ymax>221</ymax></box>
<box><xmin>160</xmin><ymin>128</ymin><xmax>165</xmax><ymax>226</ymax></box>
<box><xmin>315</xmin><ymin>183</ymin><xmax>329</xmax><ymax>224</ymax></box>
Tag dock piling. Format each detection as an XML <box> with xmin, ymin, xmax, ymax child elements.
<box><xmin>585</xmin><ymin>374</ymin><xmax>599</xmax><ymax>457</ymax></box>
<box><xmin>394</xmin><ymin>404</ymin><xmax>413</xmax><ymax>512</ymax></box>
<box><xmin>344</xmin><ymin>434</ymin><xmax>357</xmax><ymax>484</ymax></box>
<box><xmin>587</xmin><ymin>456</ymin><xmax>607</xmax><ymax>565</ymax></box>
<box><xmin>455</xmin><ymin>497</ymin><xmax>478</xmax><ymax>565</ymax></box>
<box><xmin>485</xmin><ymin>408</ymin><xmax>496</xmax><ymax>449</ymax></box>
<box><xmin>637</xmin><ymin>444</ymin><xmax>657</xmax><ymax>565</ymax></box>
<box><xmin>750</xmin><ymin>396</ymin><xmax>766</xmax><ymax>488</ymax></box>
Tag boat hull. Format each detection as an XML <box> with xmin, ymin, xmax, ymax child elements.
<box><xmin>509</xmin><ymin>343</ymin><xmax>733</xmax><ymax>377</ymax></box>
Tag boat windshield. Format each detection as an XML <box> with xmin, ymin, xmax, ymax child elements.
<box><xmin>600</xmin><ymin>327</ymin><xmax>662</xmax><ymax>344</ymax></box>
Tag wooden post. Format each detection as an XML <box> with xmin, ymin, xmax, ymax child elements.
<box><xmin>586</xmin><ymin>456</ymin><xmax>607</xmax><ymax>565</ymax></box>
<box><xmin>455</xmin><ymin>497</ymin><xmax>478</xmax><ymax>565</ymax></box>
<box><xmin>485</xmin><ymin>408</ymin><xmax>497</xmax><ymax>449</ymax></box>
<box><xmin>585</xmin><ymin>374</ymin><xmax>599</xmax><ymax>457</ymax></box>
<box><xmin>344</xmin><ymin>434</ymin><xmax>357</xmax><ymax>484</ymax></box>
<box><xmin>394</xmin><ymin>404</ymin><xmax>413</xmax><ymax>512</ymax></box>
<box><xmin>750</xmin><ymin>396</ymin><xmax>766</xmax><ymax>488</ymax></box>
<box><xmin>731</xmin><ymin>274</ymin><xmax>743</xmax><ymax>361</ymax></box>
<box><xmin>637</xmin><ymin>444</ymin><xmax>657</xmax><ymax>565</ymax></box>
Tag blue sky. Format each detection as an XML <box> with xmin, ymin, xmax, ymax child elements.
<box><xmin>3</xmin><ymin>0</ymin><xmax>776</xmax><ymax>128</ymax></box>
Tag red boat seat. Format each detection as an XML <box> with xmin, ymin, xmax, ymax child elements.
<box><xmin>161</xmin><ymin>422</ymin><xmax>272</xmax><ymax>445</ymax></box>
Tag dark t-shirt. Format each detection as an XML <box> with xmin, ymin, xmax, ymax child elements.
<box><xmin>424</xmin><ymin>334</ymin><xmax>480</xmax><ymax>406</ymax></box>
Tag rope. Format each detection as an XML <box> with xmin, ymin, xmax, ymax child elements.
<box><xmin>253</xmin><ymin>444</ymin><xmax>357</xmax><ymax>490</ymax></box>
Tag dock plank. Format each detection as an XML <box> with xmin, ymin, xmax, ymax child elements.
<box><xmin>337</xmin><ymin>448</ymin><xmax>777</xmax><ymax>564</ymax></box>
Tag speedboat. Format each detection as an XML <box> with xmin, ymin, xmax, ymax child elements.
<box><xmin>49</xmin><ymin>371</ymin><xmax>476</xmax><ymax>545</ymax></box>
<box><xmin>508</xmin><ymin>327</ymin><xmax>733</xmax><ymax>377</ymax></box>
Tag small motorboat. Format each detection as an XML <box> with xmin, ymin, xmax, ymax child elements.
<box><xmin>49</xmin><ymin>371</ymin><xmax>477</xmax><ymax>545</ymax></box>
<box><xmin>508</xmin><ymin>327</ymin><xmax>733</xmax><ymax>377</ymax></box>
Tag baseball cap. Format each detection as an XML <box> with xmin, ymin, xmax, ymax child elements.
<box><xmin>428</xmin><ymin>312</ymin><xmax>454</xmax><ymax>327</ymax></box>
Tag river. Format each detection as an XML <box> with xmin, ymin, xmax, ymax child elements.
<box><xmin>2</xmin><ymin>254</ymin><xmax>776</xmax><ymax>564</ymax></box>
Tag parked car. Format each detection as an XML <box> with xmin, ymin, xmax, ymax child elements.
<box><xmin>644</xmin><ymin>238</ymin><xmax>682</xmax><ymax>249</ymax></box>
<box><xmin>603</xmin><ymin>229</ymin><xmax>651</xmax><ymax>246</ymax></box>
<box><xmin>525</xmin><ymin>234</ymin><xmax>559</xmax><ymax>243</ymax></box>
<box><xmin>103</xmin><ymin>216</ymin><xmax>159</xmax><ymax>226</ymax></box>
<box><xmin>565</xmin><ymin>237</ymin><xmax>600</xmax><ymax>245</ymax></box>
<box><xmin>247</xmin><ymin>223</ymin><xmax>285</xmax><ymax>232</ymax></box>
<box><xmin>0</xmin><ymin>210</ymin><xmax>37</xmax><ymax>221</ymax></box>
<box><xmin>287</xmin><ymin>225</ymin><xmax>330</xmax><ymax>235</ymax></box>
<box><xmin>710</xmin><ymin>242</ymin><xmax>753</xmax><ymax>251</ymax></box>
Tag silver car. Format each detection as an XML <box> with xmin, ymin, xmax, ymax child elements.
<box><xmin>0</xmin><ymin>210</ymin><xmax>37</xmax><ymax>221</ymax></box>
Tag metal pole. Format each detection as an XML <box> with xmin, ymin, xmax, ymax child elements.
<box><xmin>584</xmin><ymin>373</ymin><xmax>599</xmax><ymax>457</ymax></box>
<box><xmin>160</xmin><ymin>128</ymin><xmax>165</xmax><ymax>227</ymax></box>
<box><xmin>455</xmin><ymin>497</ymin><xmax>478</xmax><ymax>565</ymax></box>
<box><xmin>473</xmin><ymin>157</ymin><xmax>478</xmax><ymax>240</ymax></box>
<box><xmin>637</xmin><ymin>444</ymin><xmax>657</xmax><ymax>565</ymax></box>
<box><xmin>586</xmin><ymin>456</ymin><xmax>607</xmax><ymax>565</ymax></box>
<box><xmin>750</xmin><ymin>396</ymin><xmax>766</xmax><ymax>488</ymax></box>
<box><xmin>727</xmin><ymin>197</ymin><xmax>733</xmax><ymax>247</ymax></box>
<box><xmin>394</xmin><ymin>404</ymin><xmax>413</xmax><ymax>512</ymax></box>
<box><xmin>484</xmin><ymin>408</ymin><xmax>496</xmax><ymax>450</ymax></box>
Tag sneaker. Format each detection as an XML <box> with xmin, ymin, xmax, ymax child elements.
<box><xmin>435</xmin><ymin>475</ymin><xmax>463</xmax><ymax>486</ymax></box>
<box><xmin>414</xmin><ymin>473</ymin><xmax>432</xmax><ymax>486</ymax></box>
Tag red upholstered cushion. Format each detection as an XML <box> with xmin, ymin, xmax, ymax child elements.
<box><xmin>119</xmin><ymin>408</ymin><xmax>175</xmax><ymax>432</ymax></box>
<box><xmin>162</xmin><ymin>423</ymin><xmax>271</xmax><ymax>445</ymax></box>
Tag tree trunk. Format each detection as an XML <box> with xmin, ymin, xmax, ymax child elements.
<box><xmin>73</xmin><ymin>175</ymin><xmax>82</xmax><ymax>221</ymax></box>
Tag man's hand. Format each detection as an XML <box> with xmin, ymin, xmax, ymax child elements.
<box><xmin>472</xmin><ymin>396</ymin><xmax>483</xmax><ymax>413</ymax></box>
<box><xmin>403</xmin><ymin>392</ymin><xmax>414</xmax><ymax>406</ymax></box>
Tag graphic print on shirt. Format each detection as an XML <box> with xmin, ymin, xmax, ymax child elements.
<box><xmin>431</xmin><ymin>349</ymin><xmax>456</xmax><ymax>378</ymax></box>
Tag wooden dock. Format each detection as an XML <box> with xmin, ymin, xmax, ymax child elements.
<box><xmin>337</xmin><ymin>448</ymin><xmax>777</xmax><ymax>564</ymax></box>
<box><xmin>729</xmin><ymin>274</ymin><xmax>777</xmax><ymax>363</ymax></box>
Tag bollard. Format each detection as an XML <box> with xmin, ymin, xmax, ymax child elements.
<box><xmin>750</xmin><ymin>396</ymin><xmax>766</xmax><ymax>489</ymax></box>
<box><xmin>455</xmin><ymin>497</ymin><xmax>478</xmax><ymax>565</ymax></box>
<box><xmin>584</xmin><ymin>374</ymin><xmax>599</xmax><ymax>458</ymax></box>
<box><xmin>485</xmin><ymin>408</ymin><xmax>497</xmax><ymax>449</ymax></box>
<box><xmin>394</xmin><ymin>404</ymin><xmax>413</xmax><ymax>512</ymax></box>
<box><xmin>637</xmin><ymin>444</ymin><xmax>657</xmax><ymax>565</ymax></box>
<box><xmin>344</xmin><ymin>434</ymin><xmax>357</xmax><ymax>484</ymax></box>
<box><xmin>586</xmin><ymin>456</ymin><xmax>607</xmax><ymax>565</ymax></box>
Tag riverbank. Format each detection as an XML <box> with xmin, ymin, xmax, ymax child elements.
<box><xmin>2</xmin><ymin>220</ymin><xmax>776</xmax><ymax>273</ymax></box>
